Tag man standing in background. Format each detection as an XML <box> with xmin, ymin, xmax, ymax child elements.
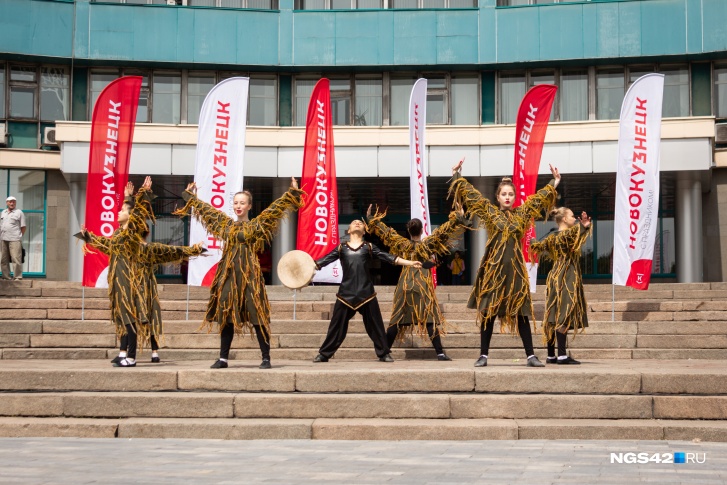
<box><xmin>1</xmin><ymin>196</ymin><xmax>26</xmax><ymax>280</ymax></box>
<box><xmin>449</xmin><ymin>251</ymin><xmax>465</xmax><ymax>285</ymax></box>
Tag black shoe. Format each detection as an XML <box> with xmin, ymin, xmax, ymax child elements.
<box><xmin>379</xmin><ymin>354</ymin><xmax>394</xmax><ymax>363</ymax></box>
<box><xmin>474</xmin><ymin>356</ymin><xmax>487</xmax><ymax>367</ymax></box>
<box><xmin>110</xmin><ymin>355</ymin><xmax>124</xmax><ymax>364</ymax></box>
<box><xmin>151</xmin><ymin>356</ymin><xmax>161</xmax><ymax>363</ymax></box>
<box><xmin>526</xmin><ymin>356</ymin><xmax>545</xmax><ymax>367</ymax></box>
<box><xmin>313</xmin><ymin>354</ymin><xmax>329</xmax><ymax>363</ymax></box>
<box><xmin>437</xmin><ymin>354</ymin><xmax>452</xmax><ymax>361</ymax></box>
<box><xmin>546</xmin><ymin>356</ymin><xmax>558</xmax><ymax>364</ymax></box>
<box><xmin>113</xmin><ymin>358</ymin><xmax>136</xmax><ymax>368</ymax></box>
<box><xmin>557</xmin><ymin>356</ymin><xmax>581</xmax><ymax>365</ymax></box>
<box><xmin>259</xmin><ymin>359</ymin><xmax>272</xmax><ymax>369</ymax></box>
<box><xmin>210</xmin><ymin>359</ymin><xmax>228</xmax><ymax>369</ymax></box>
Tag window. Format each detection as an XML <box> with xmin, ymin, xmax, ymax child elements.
<box><xmin>9</xmin><ymin>65</ymin><xmax>37</xmax><ymax>119</ymax></box>
<box><xmin>186</xmin><ymin>73</ymin><xmax>216</xmax><ymax>125</ymax></box>
<box><xmin>294</xmin><ymin>78</ymin><xmax>317</xmax><ymax>126</ymax></box>
<box><xmin>425</xmin><ymin>76</ymin><xmax>447</xmax><ymax>124</ymax></box>
<box><xmin>391</xmin><ymin>0</ymin><xmax>474</xmax><ymax>6</ymax></box>
<box><xmin>498</xmin><ymin>72</ymin><xmax>525</xmax><ymax>124</ymax></box>
<box><xmin>0</xmin><ymin>64</ymin><xmax>5</xmax><ymax>118</ymax></box>
<box><xmin>354</xmin><ymin>77</ymin><xmax>382</xmax><ymax>126</ymax></box>
<box><xmin>249</xmin><ymin>77</ymin><xmax>277</xmax><ymax>126</ymax></box>
<box><xmin>125</xmin><ymin>71</ymin><xmax>150</xmax><ymax>123</ymax></box>
<box><xmin>0</xmin><ymin>169</ymin><xmax>46</xmax><ymax>277</ymax></box>
<box><xmin>390</xmin><ymin>76</ymin><xmax>415</xmax><ymax>126</ymax></box>
<box><xmin>152</xmin><ymin>72</ymin><xmax>181</xmax><ymax>124</ymax></box>
<box><xmin>596</xmin><ymin>68</ymin><xmax>624</xmax><ymax>120</ymax></box>
<box><xmin>715</xmin><ymin>64</ymin><xmax>727</xmax><ymax>118</ymax></box>
<box><xmin>330</xmin><ymin>79</ymin><xmax>352</xmax><ymax>125</ymax></box>
<box><xmin>40</xmin><ymin>67</ymin><xmax>70</xmax><ymax>122</ymax></box>
<box><xmin>90</xmin><ymin>71</ymin><xmax>119</xmax><ymax>116</ymax></box>
<box><xmin>451</xmin><ymin>76</ymin><xmax>478</xmax><ymax>125</ymax></box>
<box><xmin>560</xmin><ymin>70</ymin><xmax>588</xmax><ymax>122</ymax></box>
<box><xmin>660</xmin><ymin>66</ymin><xmax>689</xmax><ymax>118</ymax></box>
<box><xmin>188</xmin><ymin>0</ymin><xmax>279</xmax><ymax>7</ymax></box>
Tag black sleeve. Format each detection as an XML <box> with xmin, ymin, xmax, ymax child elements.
<box><xmin>315</xmin><ymin>246</ymin><xmax>341</xmax><ymax>269</ymax></box>
<box><xmin>370</xmin><ymin>243</ymin><xmax>397</xmax><ymax>266</ymax></box>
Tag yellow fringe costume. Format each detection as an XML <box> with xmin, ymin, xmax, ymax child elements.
<box><xmin>173</xmin><ymin>187</ymin><xmax>304</xmax><ymax>337</ymax></box>
<box><xmin>76</xmin><ymin>188</ymin><xmax>155</xmax><ymax>341</ymax></box>
<box><xmin>449</xmin><ymin>173</ymin><xmax>557</xmax><ymax>333</ymax></box>
<box><xmin>530</xmin><ymin>223</ymin><xmax>592</xmax><ymax>341</ymax></box>
<box><xmin>367</xmin><ymin>208</ymin><xmax>468</xmax><ymax>343</ymax></box>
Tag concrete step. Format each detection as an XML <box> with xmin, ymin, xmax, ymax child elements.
<box><xmin>3</xmin><ymin>392</ymin><xmax>724</xmax><ymax>420</ymax></box>
<box><xmin>1</xmin><ymin>360</ymin><xmax>726</xmax><ymax>394</ymax></box>
<box><xmin>0</xmin><ymin>417</ymin><xmax>725</xmax><ymax>441</ymax></box>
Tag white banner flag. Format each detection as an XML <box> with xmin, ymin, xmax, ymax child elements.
<box><xmin>188</xmin><ymin>77</ymin><xmax>249</xmax><ymax>286</ymax></box>
<box><xmin>612</xmin><ymin>73</ymin><xmax>664</xmax><ymax>290</ymax></box>
<box><xmin>409</xmin><ymin>78</ymin><xmax>437</xmax><ymax>284</ymax></box>
<box><xmin>409</xmin><ymin>78</ymin><xmax>432</xmax><ymax>236</ymax></box>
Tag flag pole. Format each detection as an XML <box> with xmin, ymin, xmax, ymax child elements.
<box><xmin>612</xmin><ymin>284</ymin><xmax>615</xmax><ymax>322</ymax></box>
<box><xmin>293</xmin><ymin>289</ymin><xmax>297</xmax><ymax>321</ymax></box>
<box><xmin>81</xmin><ymin>285</ymin><xmax>85</xmax><ymax>321</ymax></box>
<box><xmin>185</xmin><ymin>284</ymin><xmax>190</xmax><ymax>321</ymax></box>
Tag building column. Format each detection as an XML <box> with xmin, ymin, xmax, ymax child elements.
<box><xmin>271</xmin><ymin>177</ymin><xmax>298</xmax><ymax>285</ymax></box>
<box><xmin>676</xmin><ymin>172</ymin><xmax>703</xmax><ymax>282</ymax></box>
<box><xmin>467</xmin><ymin>177</ymin><xmax>491</xmax><ymax>286</ymax></box>
<box><xmin>67</xmin><ymin>176</ymin><xmax>86</xmax><ymax>283</ymax></box>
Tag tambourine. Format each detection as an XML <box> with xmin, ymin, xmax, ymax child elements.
<box><xmin>277</xmin><ymin>250</ymin><xmax>317</xmax><ymax>289</ymax></box>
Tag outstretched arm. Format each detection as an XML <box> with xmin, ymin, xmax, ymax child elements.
<box><xmin>246</xmin><ymin>179</ymin><xmax>304</xmax><ymax>252</ymax></box>
<box><xmin>314</xmin><ymin>245</ymin><xmax>341</xmax><ymax>270</ymax></box>
<box><xmin>126</xmin><ymin>177</ymin><xmax>156</xmax><ymax>236</ymax></box>
<box><xmin>144</xmin><ymin>242</ymin><xmax>206</xmax><ymax>265</ymax></box>
<box><xmin>173</xmin><ymin>182</ymin><xmax>233</xmax><ymax>240</ymax></box>
<box><xmin>448</xmin><ymin>171</ymin><xmax>498</xmax><ymax>225</ymax></box>
<box><xmin>421</xmin><ymin>202</ymin><xmax>469</xmax><ymax>257</ymax></box>
<box><xmin>365</xmin><ymin>205</ymin><xmax>412</xmax><ymax>256</ymax></box>
<box><xmin>74</xmin><ymin>227</ymin><xmax>111</xmax><ymax>256</ymax></box>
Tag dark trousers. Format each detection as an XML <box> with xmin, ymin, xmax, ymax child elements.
<box><xmin>119</xmin><ymin>332</ymin><xmax>157</xmax><ymax>352</ymax></box>
<box><xmin>480</xmin><ymin>315</ymin><xmax>535</xmax><ymax>357</ymax></box>
<box><xmin>386</xmin><ymin>323</ymin><xmax>444</xmax><ymax>355</ymax></box>
<box><xmin>546</xmin><ymin>327</ymin><xmax>568</xmax><ymax>357</ymax></box>
<box><xmin>319</xmin><ymin>298</ymin><xmax>389</xmax><ymax>359</ymax></box>
<box><xmin>220</xmin><ymin>322</ymin><xmax>270</xmax><ymax>360</ymax></box>
<box><xmin>123</xmin><ymin>324</ymin><xmax>138</xmax><ymax>360</ymax></box>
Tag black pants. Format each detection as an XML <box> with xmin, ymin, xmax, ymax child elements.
<box><xmin>480</xmin><ymin>315</ymin><xmax>534</xmax><ymax>357</ymax></box>
<box><xmin>123</xmin><ymin>324</ymin><xmax>138</xmax><ymax>359</ymax></box>
<box><xmin>546</xmin><ymin>326</ymin><xmax>568</xmax><ymax>357</ymax></box>
<box><xmin>220</xmin><ymin>322</ymin><xmax>270</xmax><ymax>360</ymax></box>
<box><xmin>319</xmin><ymin>298</ymin><xmax>389</xmax><ymax>359</ymax></box>
<box><xmin>119</xmin><ymin>332</ymin><xmax>157</xmax><ymax>352</ymax></box>
<box><xmin>386</xmin><ymin>323</ymin><xmax>444</xmax><ymax>355</ymax></box>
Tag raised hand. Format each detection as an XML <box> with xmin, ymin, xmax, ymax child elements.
<box><xmin>580</xmin><ymin>211</ymin><xmax>591</xmax><ymax>228</ymax></box>
<box><xmin>452</xmin><ymin>158</ymin><xmax>464</xmax><ymax>175</ymax></box>
<box><xmin>124</xmin><ymin>182</ymin><xmax>134</xmax><ymax>197</ymax></box>
<box><xmin>549</xmin><ymin>164</ymin><xmax>561</xmax><ymax>188</ymax></box>
<box><xmin>142</xmin><ymin>176</ymin><xmax>152</xmax><ymax>191</ymax></box>
<box><xmin>186</xmin><ymin>182</ymin><xmax>197</xmax><ymax>195</ymax></box>
<box><xmin>454</xmin><ymin>201</ymin><xmax>464</xmax><ymax>217</ymax></box>
<box><xmin>366</xmin><ymin>204</ymin><xmax>373</xmax><ymax>219</ymax></box>
<box><xmin>290</xmin><ymin>177</ymin><xmax>298</xmax><ymax>190</ymax></box>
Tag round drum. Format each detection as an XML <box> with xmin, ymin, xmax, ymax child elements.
<box><xmin>277</xmin><ymin>250</ymin><xmax>317</xmax><ymax>290</ymax></box>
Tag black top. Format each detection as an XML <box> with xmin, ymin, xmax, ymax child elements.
<box><xmin>316</xmin><ymin>241</ymin><xmax>398</xmax><ymax>310</ymax></box>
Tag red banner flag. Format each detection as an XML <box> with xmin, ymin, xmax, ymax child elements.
<box><xmin>83</xmin><ymin>76</ymin><xmax>142</xmax><ymax>287</ymax></box>
<box><xmin>511</xmin><ymin>84</ymin><xmax>557</xmax><ymax>291</ymax></box>
<box><xmin>296</xmin><ymin>78</ymin><xmax>342</xmax><ymax>283</ymax></box>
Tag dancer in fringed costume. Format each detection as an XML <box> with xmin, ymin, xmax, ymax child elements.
<box><xmin>76</xmin><ymin>177</ymin><xmax>155</xmax><ymax>368</ymax></box>
<box><xmin>530</xmin><ymin>207</ymin><xmax>592</xmax><ymax>365</ymax></box>
<box><xmin>448</xmin><ymin>160</ymin><xmax>560</xmax><ymax>367</ymax></box>
<box><xmin>313</xmin><ymin>219</ymin><xmax>422</xmax><ymax>363</ymax></box>
<box><xmin>365</xmin><ymin>202</ymin><xmax>469</xmax><ymax>361</ymax></box>
<box><xmin>174</xmin><ymin>178</ymin><xmax>303</xmax><ymax>370</ymax></box>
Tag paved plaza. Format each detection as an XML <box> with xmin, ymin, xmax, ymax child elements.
<box><xmin>1</xmin><ymin>438</ymin><xmax>725</xmax><ymax>484</ymax></box>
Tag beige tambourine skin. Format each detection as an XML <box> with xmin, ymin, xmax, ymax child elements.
<box><xmin>277</xmin><ymin>250</ymin><xmax>317</xmax><ymax>289</ymax></box>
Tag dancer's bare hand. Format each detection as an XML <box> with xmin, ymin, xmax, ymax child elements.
<box><xmin>142</xmin><ymin>176</ymin><xmax>152</xmax><ymax>191</ymax></box>
<box><xmin>186</xmin><ymin>182</ymin><xmax>197</xmax><ymax>195</ymax></box>
<box><xmin>366</xmin><ymin>204</ymin><xmax>372</xmax><ymax>219</ymax></box>
<box><xmin>580</xmin><ymin>211</ymin><xmax>591</xmax><ymax>228</ymax></box>
<box><xmin>549</xmin><ymin>164</ymin><xmax>561</xmax><ymax>188</ymax></box>
<box><xmin>290</xmin><ymin>177</ymin><xmax>298</xmax><ymax>189</ymax></box>
<box><xmin>454</xmin><ymin>201</ymin><xmax>464</xmax><ymax>217</ymax></box>
<box><xmin>410</xmin><ymin>261</ymin><xmax>423</xmax><ymax>269</ymax></box>
<box><xmin>452</xmin><ymin>158</ymin><xmax>464</xmax><ymax>175</ymax></box>
<box><xmin>124</xmin><ymin>182</ymin><xmax>134</xmax><ymax>197</ymax></box>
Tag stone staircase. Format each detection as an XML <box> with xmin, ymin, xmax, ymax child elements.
<box><xmin>0</xmin><ymin>280</ymin><xmax>726</xmax><ymax>441</ymax></box>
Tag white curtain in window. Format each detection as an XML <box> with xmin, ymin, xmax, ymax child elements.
<box><xmin>187</xmin><ymin>74</ymin><xmax>215</xmax><ymax>124</ymax></box>
<box><xmin>499</xmin><ymin>74</ymin><xmax>525</xmax><ymax>124</ymax></box>
<box><xmin>355</xmin><ymin>78</ymin><xmax>382</xmax><ymax>126</ymax></box>
<box><xmin>90</xmin><ymin>72</ymin><xmax>119</xmax><ymax>116</ymax></box>
<box><xmin>451</xmin><ymin>76</ymin><xmax>478</xmax><ymax>125</ymax></box>
<box><xmin>40</xmin><ymin>67</ymin><xmax>69</xmax><ymax>122</ymax></box>
<box><xmin>295</xmin><ymin>79</ymin><xmax>316</xmax><ymax>126</ymax></box>
<box><xmin>390</xmin><ymin>77</ymin><xmax>415</xmax><ymax>126</ymax></box>
<box><xmin>661</xmin><ymin>67</ymin><xmax>689</xmax><ymax>118</ymax></box>
<box><xmin>560</xmin><ymin>70</ymin><xmax>588</xmax><ymax>121</ymax></box>
<box><xmin>596</xmin><ymin>70</ymin><xmax>624</xmax><ymax>120</ymax></box>
<box><xmin>716</xmin><ymin>67</ymin><xmax>727</xmax><ymax>118</ymax></box>
<box><xmin>249</xmin><ymin>78</ymin><xmax>277</xmax><ymax>126</ymax></box>
<box><xmin>0</xmin><ymin>66</ymin><xmax>5</xmax><ymax>117</ymax></box>
<box><xmin>152</xmin><ymin>73</ymin><xmax>181</xmax><ymax>124</ymax></box>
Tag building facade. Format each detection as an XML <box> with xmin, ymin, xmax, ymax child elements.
<box><xmin>1</xmin><ymin>0</ymin><xmax>726</xmax><ymax>284</ymax></box>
